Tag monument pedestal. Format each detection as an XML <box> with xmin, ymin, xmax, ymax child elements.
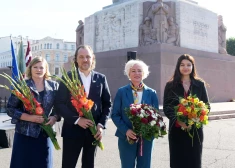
<box><xmin>95</xmin><ymin>44</ymin><xmax>235</xmax><ymax>103</ymax></box>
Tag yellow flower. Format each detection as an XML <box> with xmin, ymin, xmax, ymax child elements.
<box><xmin>186</xmin><ymin>107</ymin><xmax>192</xmax><ymax>113</ymax></box>
<box><xmin>194</xmin><ymin>98</ymin><xmax>199</xmax><ymax>103</ymax></box>
<box><xmin>196</xmin><ymin>122</ymin><xmax>201</xmax><ymax>128</ymax></box>
<box><xmin>187</xmin><ymin>96</ymin><xmax>192</xmax><ymax>100</ymax></box>
<box><xmin>188</xmin><ymin>120</ymin><xmax>194</xmax><ymax>126</ymax></box>
<box><xmin>177</xmin><ymin>112</ymin><xmax>183</xmax><ymax>116</ymax></box>
<box><xmin>203</xmin><ymin>120</ymin><xmax>209</xmax><ymax>125</ymax></box>
<box><xmin>204</xmin><ymin>115</ymin><xmax>208</xmax><ymax>121</ymax></box>
<box><xmin>180</xmin><ymin>98</ymin><xmax>188</xmax><ymax>106</ymax></box>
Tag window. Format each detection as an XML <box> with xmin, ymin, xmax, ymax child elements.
<box><xmin>56</xmin><ymin>43</ymin><xmax>60</xmax><ymax>49</ymax></box>
<box><xmin>46</xmin><ymin>54</ymin><xmax>50</xmax><ymax>61</ymax></box>
<box><xmin>41</xmin><ymin>44</ymin><xmax>42</xmax><ymax>49</ymax></box>
<box><xmin>50</xmin><ymin>44</ymin><xmax>52</xmax><ymax>49</ymax></box>
<box><xmin>47</xmin><ymin>43</ymin><xmax>49</xmax><ymax>49</ymax></box>
<box><xmin>35</xmin><ymin>46</ymin><xmax>37</xmax><ymax>50</ymax></box>
<box><xmin>64</xmin><ymin>44</ymin><xmax>67</xmax><ymax>50</ymax></box>
<box><xmin>63</xmin><ymin>55</ymin><xmax>68</xmax><ymax>62</ymax></box>
<box><xmin>55</xmin><ymin>67</ymin><xmax>60</xmax><ymax>75</ymax></box>
<box><xmin>56</xmin><ymin>54</ymin><xmax>60</xmax><ymax>61</ymax></box>
<box><xmin>71</xmin><ymin>45</ymin><xmax>75</xmax><ymax>50</ymax></box>
<box><xmin>44</xmin><ymin>44</ymin><xmax>46</xmax><ymax>49</ymax></box>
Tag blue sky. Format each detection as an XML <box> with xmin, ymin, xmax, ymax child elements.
<box><xmin>0</xmin><ymin>0</ymin><xmax>233</xmax><ymax>42</ymax></box>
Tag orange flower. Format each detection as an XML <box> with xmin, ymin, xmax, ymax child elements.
<box><xmin>33</xmin><ymin>98</ymin><xmax>41</xmax><ymax>107</ymax></box>
<box><xmin>79</xmin><ymin>96</ymin><xmax>88</xmax><ymax>105</ymax></box>
<box><xmin>22</xmin><ymin>98</ymin><xmax>31</xmax><ymax>105</ymax></box>
<box><xmin>201</xmin><ymin>110</ymin><xmax>207</xmax><ymax>115</ymax></box>
<box><xmin>35</xmin><ymin>106</ymin><xmax>44</xmax><ymax>115</ymax></box>
<box><xmin>200</xmin><ymin>115</ymin><xmax>204</xmax><ymax>121</ymax></box>
<box><xmin>71</xmin><ymin>99</ymin><xmax>79</xmax><ymax>107</ymax></box>
<box><xmin>85</xmin><ymin>100</ymin><xmax>94</xmax><ymax>111</ymax></box>
<box><xmin>24</xmin><ymin>104</ymin><xmax>33</xmax><ymax>112</ymax></box>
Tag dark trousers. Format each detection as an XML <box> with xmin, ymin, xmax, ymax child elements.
<box><xmin>62</xmin><ymin>130</ymin><xmax>97</xmax><ymax>168</ymax></box>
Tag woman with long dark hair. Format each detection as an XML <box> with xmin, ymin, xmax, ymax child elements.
<box><xmin>163</xmin><ymin>54</ymin><xmax>210</xmax><ymax>168</ymax></box>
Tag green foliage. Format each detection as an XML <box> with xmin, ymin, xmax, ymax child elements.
<box><xmin>226</xmin><ymin>37</ymin><xmax>235</xmax><ymax>56</ymax></box>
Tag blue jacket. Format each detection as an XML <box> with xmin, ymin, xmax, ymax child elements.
<box><xmin>111</xmin><ymin>84</ymin><xmax>159</xmax><ymax>140</ymax></box>
<box><xmin>7</xmin><ymin>79</ymin><xmax>59</xmax><ymax>138</ymax></box>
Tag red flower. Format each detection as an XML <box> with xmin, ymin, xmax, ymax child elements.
<box><xmin>35</xmin><ymin>107</ymin><xmax>44</xmax><ymax>115</ymax></box>
<box><xmin>131</xmin><ymin>109</ymin><xmax>138</xmax><ymax>115</ymax></box>
<box><xmin>141</xmin><ymin>118</ymin><xmax>148</xmax><ymax>124</ymax></box>
<box><xmin>147</xmin><ymin>115</ymin><xmax>154</xmax><ymax>122</ymax></box>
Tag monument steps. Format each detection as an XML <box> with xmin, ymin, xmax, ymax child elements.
<box><xmin>208</xmin><ymin>112</ymin><xmax>235</xmax><ymax>120</ymax></box>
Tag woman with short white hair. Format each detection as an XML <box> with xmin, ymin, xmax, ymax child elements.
<box><xmin>111</xmin><ymin>59</ymin><xmax>159</xmax><ymax>168</ymax></box>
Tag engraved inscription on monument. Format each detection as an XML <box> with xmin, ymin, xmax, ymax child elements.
<box><xmin>175</xmin><ymin>1</ymin><xmax>218</xmax><ymax>53</ymax></box>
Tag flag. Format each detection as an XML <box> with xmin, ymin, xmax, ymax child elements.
<box><xmin>25</xmin><ymin>41</ymin><xmax>32</xmax><ymax>67</ymax></box>
<box><xmin>17</xmin><ymin>40</ymin><xmax>26</xmax><ymax>74</ymax></box>
<box><xmin>11</xmin><ymin>40</ymin><xmax>19</xmax><ymax>80</ymax></box>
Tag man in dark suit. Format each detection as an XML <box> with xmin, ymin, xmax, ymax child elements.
<box><xmin>55</xmin><ymin>45</ymin><xmax>112</xmax><ymax>168</ymax></box>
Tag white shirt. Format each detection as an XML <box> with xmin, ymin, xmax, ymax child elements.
<box><xmin>78</xmin><ymin>69</ymin><xmax>91</xmax><ymax>97</ymax></box>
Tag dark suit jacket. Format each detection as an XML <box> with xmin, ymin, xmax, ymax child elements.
<box><xmin>55</xmin><ymin>70</ymin><xmax>112</xmax><ymax>138</ymax></box>
<box><xmin>7</xmin><ymin>79</ymin><xmax>59</xmax><ymax>138</ymax></box>
<box><xmin>163</xmin><ymin>79</ymin><xmax>210</xmax><ymax>131</ymax></box>
<box><xmin>111</xmin><ymin>84</ymin><xmax>159</xmax><ymax>140</ymax></box>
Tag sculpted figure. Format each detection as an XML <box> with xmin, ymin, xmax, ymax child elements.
<box><xmin>76</xmin><ymin>20</ymin><xmax>84</xmax><ymax>48</ymax></box>
<box><xmin>166</xmin><ymin>17</ymin><xmax>180</xmax><ymax>46</ymax></box>
<box><xmin>151</xmin><ymin>0</ymin><xmax>169</xmax><ymax>43</ymax></box>
<box><xmin>139</xmin><ymin>17</ymin><xmax>155</xmax><ymax>46</ymax></box>
<box><xmin>218</xmin><ymin>15</ymin><xmax>227</xmax><ymax>54</ymax></box>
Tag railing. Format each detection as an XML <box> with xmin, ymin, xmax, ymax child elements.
<box><xmin>0</xmin><ymin>97</ymin><xmax>8</xmax><ymax>113</ymax></box>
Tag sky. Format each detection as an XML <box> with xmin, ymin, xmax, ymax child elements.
<box><xmin>0</xmin><ymin>0</ymin><xmax>234</xmax><ymax>42</ymax></box>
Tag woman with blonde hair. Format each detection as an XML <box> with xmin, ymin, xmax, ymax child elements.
<box><xmin>7</xmin><ymin>56</ymin><xmax>60</xmax><ymax>168</ymax></box>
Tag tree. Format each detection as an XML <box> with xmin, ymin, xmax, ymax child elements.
<box><xmin>226</xmin><ymin>37</ymin><xmax>235</xmax><ymax>56</ymax></box>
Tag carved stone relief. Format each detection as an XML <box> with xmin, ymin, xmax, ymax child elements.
<box><xmin>139</xmin><ymin>0</ymin><xmax>180</xmax><ymax>47</ymax></box>
<box><xmin>218</xmin><ymin>15</ymin><xmax>227</xmax><ymax>54</ymax></box>
<box><xmin>90</xmin><ymin>1</ymin><xmax>140</xmax><ymax>52</ymax></box>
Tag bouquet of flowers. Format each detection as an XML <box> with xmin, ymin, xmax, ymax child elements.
<box><xmin>52</xmin><ymin>63</ymin><xmax>104</xmax><ymax>150</ymax></box>
<box><xmin>174</xmin><ymin>94</ymin><xmax>209</xmax><ymax>145</ymax></box>
<box><xmin>0</xmin><ymin>73</ymin><xmax>60</xmax><ymax>150</ymax></box>
<box><xmin>126</xmin><ymin>104</ymin><xmax>167</xmax><ymax>143</ymax></box>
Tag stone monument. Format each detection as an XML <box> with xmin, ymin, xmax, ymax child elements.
<box><xmin>77</xmin><ymin>0</ymin><xmax>235</xmax><ymax>103</ymax></box>
<box><xmin>76</xmin><ymin>20</ymin><xmax>84</xmax><ymax>48</ymax></box>
<box><xmin>218</xmin><ymin>15</ymin><xmax>227</xmax><ymax>54</ymax></box>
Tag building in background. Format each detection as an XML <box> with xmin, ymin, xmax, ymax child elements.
<box><xmin>0</xmin><ymin>36</ymin><xmax>75</xmax><ymax>76</ymax></box>
<box><xmin>0</xmin><ymin>36</ymin><xmax>30</xmax><ymax>69</ymax></box>
<box><xmin>31</xmin><ymin>36</ymin><xmax>75</xmax><ymax>76</ymax></box>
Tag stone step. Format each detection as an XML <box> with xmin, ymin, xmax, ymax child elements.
<box><xmin>209</xmin><ymin>110</ymin><xmax>235</xmax><ymax>115</ymax></box>
<box><xmin>208</xmin><ymin>113</ymin><xmax>235</xmax><ymax>120</ymax></box>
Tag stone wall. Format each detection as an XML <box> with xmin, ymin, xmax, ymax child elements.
<box><xmin>175</xmin><ymin>1</ymin><xmax>218</xmax><ymax>52</ymax></box>
<box><xmin>94</xmin><ymin>44</ymin><xmax>235</xmax><ymax>103</ymax></box>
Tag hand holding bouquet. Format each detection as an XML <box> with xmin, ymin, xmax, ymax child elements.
<box><xmin>174</xmin><ymin>94</ymin><xmax>209</xmax><ymax>145</ymax></box>
<box><xmin>52</xmin><ymin>63</ymin><xmax>104</xmax><ymax>150</ymax></box>
<box><xmin>0</xmin><ymin>73</ymin><xmax>61</xmax><ymax>150</ymax></box>
<box><xmin>126</xmin><ymin>104</ymin><xmax>167</xmax><ymax>143</ymax></box>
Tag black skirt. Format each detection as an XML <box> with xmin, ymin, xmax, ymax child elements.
<box><xmin>169</xmin><ymin>125</ymin><xmax>203</xmax><ymax>168</ymax></box>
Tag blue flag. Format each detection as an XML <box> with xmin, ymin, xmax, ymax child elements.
<box><xmin>11</xmin><ymin>40</ymin><xmax>19</xmax><ymax>80</ymax></box>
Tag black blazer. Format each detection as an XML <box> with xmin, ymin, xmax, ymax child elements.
<box><xmin>163</xmin><ymin>79</ymin><xmax>210</xmax><ymax>130</ymax></box>
<box><xmin>55</xmin><ymin>70</ymin><xmax>112</xmax><ymax>138</ymax></box>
